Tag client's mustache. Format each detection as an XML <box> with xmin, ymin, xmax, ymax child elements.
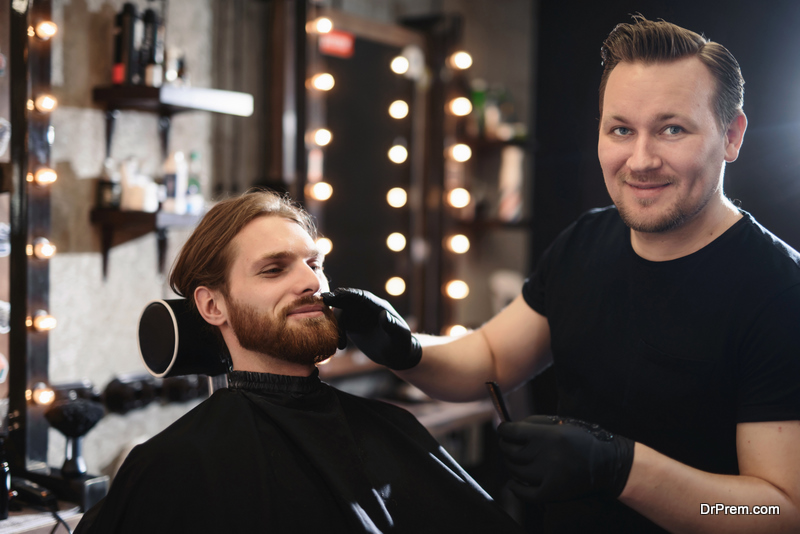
<box><xmin>280</xmin><ymin>295</ymin><xmax>335</xmax><ymax>320</ymax></box>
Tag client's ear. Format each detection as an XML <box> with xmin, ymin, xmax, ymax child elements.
<box><xmin>195</xmin><ymin>286</ymin><xmax>227</xmax><ymax>326</ymax></box>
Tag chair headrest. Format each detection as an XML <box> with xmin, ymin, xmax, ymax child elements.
<box><xmin>137</xmin><ymin>299</ymin><xmax>229</xmax><ymax>378</ymax></box>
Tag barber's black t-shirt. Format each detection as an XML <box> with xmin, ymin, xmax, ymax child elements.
<box><xmin>522</xmin><ymin>206</ymin><xmax>800</xmax><ymax>532</ymax></box>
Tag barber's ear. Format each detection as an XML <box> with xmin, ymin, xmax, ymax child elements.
<box><xmin>194</xmin><ymin>286</ymin><xmax>227</xmax><ymax>326</ymax></box>
<box><xmin>724</xmin><ymin>112</ymin><xmax>747</xmax><ymax>163</ymax></box>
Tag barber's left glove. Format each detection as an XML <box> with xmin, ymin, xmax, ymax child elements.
<box><xmin>321</xmin><ymin>288</ymin><xmax>422</xmax><ymax>371</ymax></box>
<box><xmin>497</xmin><ymin>415</ymin><xmax>634</xmax><ymax>503</ymax></box>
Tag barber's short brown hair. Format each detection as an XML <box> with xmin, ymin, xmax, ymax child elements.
<box><xmin>599</xmin><ymin>15</ymin><xmax>744</xmax><ymax>129</ymax></box>
<box><xmin>170</xmin><ymin>190</ymin><xmax>317</xmax><ymax>310</ymax></box>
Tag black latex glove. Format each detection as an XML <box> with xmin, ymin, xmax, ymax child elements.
<box><xmin>497</xmin><ymin>415</ymin><xmax>634</xmax><ymax>503</ymax></box>
<box><xmin>321</xmin><ymin>287</ymin><xmax>422</xmax><ymax>371</ymax></box>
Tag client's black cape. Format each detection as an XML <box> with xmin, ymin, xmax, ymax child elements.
<box><xmin>76</xmin><ymin>370</ymin><xmax>523</xmax><ymax>533</ymax></box>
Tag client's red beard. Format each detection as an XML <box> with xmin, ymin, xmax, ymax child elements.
<box><xmin>227</xmin><ymin>295</ymin><xmax>339</xmax><ymax>366</ymax></box>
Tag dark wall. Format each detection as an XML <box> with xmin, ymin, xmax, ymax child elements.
<box><xmin>532</xmin><ymin>0</ymin><xmax>800</xmax><ymax>262</ymax></box>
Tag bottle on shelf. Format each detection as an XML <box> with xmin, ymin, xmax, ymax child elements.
<box><xmin>162</xmin><ymin>151</ymin><xmax>188</xmax><ymax>214</ymax></box>
<box><xmin>141</xmin><ymin>1</ymin><xmax>166</xmax><ymax>87</ymax></box>
<box><xmin>112</xmin><ymin>3</ymin><xmax>143</xmax><ymax>85</ymax></box>
<box><xmin>187</xmin><ymin>151</ymin><xmax>204</xmax><ymax>215</ymax></box>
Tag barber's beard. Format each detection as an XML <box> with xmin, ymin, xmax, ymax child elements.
<box><xmin>615</xmin><ymin>171</ymin><xmax>714</xmax><ymax>234</ymax></box>
<box><xmin>227</xmin><ymin>295</ymin><xmax>339</xmax><ymax>366</ymax></box>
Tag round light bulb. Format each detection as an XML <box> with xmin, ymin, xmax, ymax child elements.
<box><xmin>306</xmin><ymin>181</ymin><xmax>333</xmax><ymax>201</ymax></box>
<box><xmin>306</xmin><ymin>17</ymin><xmax>333</xmax><ymax>34</ymax></box>
<box><xmin>34</xmin><ymin>94</ymin><xmax>58</xmax><ymax>113</ymax></box>
<box><xmin>390</xmin><ymin>56</ymin><xmax>409</xmax><ymax>75</ymax></box>
<box><xmin>386</xmin><ymin>277</ymin><xmax>406</xmax><ymax>296</ymax></box>
<box><xmin>388</xmin><ymin>100</ymin><xmax>409</xmax><ymax>119</ymax></box>
<box><xmin>309</xmin><ymin>73</ymin><xmax>335</xmax><ymax>91</ymax></box>
<box><xmin>388</xmin><ymin>145</ymin><xmax>408</xmax><ymax>164</ymax></box>
<box><xmin>32</xmin><ymin>237</ymin><xmax>57</xmax><ymax>259</ymax></box>
<box><xmin>32</xmin><ymin>311</ymin><xmax>57</xmax><ymax>332</ymax></box>
<box><xmin>450</xmin><ymin>143</ymin><xmax>472</xmax><ymax>162</ymax></box>
<box><xmin>31</xmin><ymin>383</ymin><xmax>56</xmax><ymax>405</ymax></box>
<box><xmin>35</xmin><ymin>21</ymin><xmax>58</xmax><ymax>40</ymax></box>
<box><xmin>313</xmin><ymin>128</ymin><xmax>332</xmax><ymax>146</ymax></box>
<box><xmin>446</xmin><ymin>324</ymin><xmax>468</xmax><ymax>336</ymax></box>
<box><xmin>445</xmin><ymin>280</ymin><xmax>469</xmax><ymax>300</ymax></box>
<box><xmin>447</xmin><ymin>188</ymin><xmax>471</xmax><ymax>208</ymax></box>
<box><xmin>34</xmin><ymin>168</ymin><xmax>57</xmax><ymax>185</ymax></box>
<box><xmin>448</xmin><ymin>97</ymin><xmax>473</xmax><ymax>116</ymax></box>
<box><xmin>316</xmin><ymin>237</ymin><xmax>333</xmax><ymax>256</ymax></box>
<box><xmin>386</xmin><ymin>233</ymin><xmax>407</xmax><ymax>252</ymax></box>
<box><xmin>450</xmin><ymin>51</ymin><xmax>473</xmax><ymax>70</ymax></box>
<box><xmin>386</xmin><ymin>187</ymin><xmax>408</xmax><ymax>208</ymax></box>
<box><xmin>446</xmin><ymin>234</ymin><xmax>470</xmax><ymax>254</ymax></box>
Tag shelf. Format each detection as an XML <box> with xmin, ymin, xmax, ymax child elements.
<box><xmin>90</xmin><ymin>209</ymin><xmax>202</xmax><ymax>279</ymax></box>
<box><xmin>92</xmin><ymin>85</ymin><xmax>254</xmax><ymax>116</ymax></box>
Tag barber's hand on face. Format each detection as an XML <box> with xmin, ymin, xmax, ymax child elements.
<box><xmin>497</xmin><ymin>415</ymin><xmax>635</xmax><ymax>503</ymax></box>
<box><xmin>321</xmin><ymin>288</ymin><xmax>422</xmax><ymax>371</ymax></box>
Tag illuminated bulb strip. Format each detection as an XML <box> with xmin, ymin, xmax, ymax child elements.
<box><xmin>312</xmin><ymin>129</ymin><xmax>332</xmax><ymax>146</ymax></box>
<box><xmin>446</xmin><ymin>324</ymin><xmax>468</xmax><ymax>336</ymax></box>
<box><xmin>30</xmin><ymin>383</ymin><xmax>56</xmax><ymax>405</ymax></box>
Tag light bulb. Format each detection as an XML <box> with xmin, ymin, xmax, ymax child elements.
<box><xmin>445</xmin><ymin>234</ymin><xmax>470</xmax><ymax>254</ymax></box>
<box><xmin>30</xmin><ymin>383</ymin><xmax>56</xmax><ymax>405</ymax></box>
<box><xmin>447</xmin><ymin>188</ymin><xmax>471</xmax><ymax>208</ymax></box>
<box><xmin>34</xmin><ymin>168</ymin><xmax>57</xmax><ymax>185</ymax></box>
<box><xmin>448</xmin><ymin>97</ymin><xmax>472</xmax><ymax>116</ymax></box>
<box><xmin>388</xmin><ymin>145</ymin><xmax>408</xmax><ymax>164</ymax></box>
<box><xmin>449</xmin><ymin>51</ymin><xmax>473</xmax><ymax>70</ymax></box>
<box><xmin>306</xmin><ymin>17</ymin><xmax>333</xmax><ymax>34</ymax></box>
<box><xmin>306</xmin><ymin>181</ymin><xmax>333</xmax><ymax>201</ymax></box>
<box><xmin>390</xmin><ymin>56</ymin><xmax>409</xmax><ymax>75</ymax></box>
<box><xmin>308</xmin><ymin>73</ymin><xmax>335</xmax><ymax>91</ymax></box>
<box><xmin>450</xmin><ymin>143</ymin><xmax>472</xmax><ymax>162</ymax></box>
<box><xmin>444</xmin><ymin>280</ymin><xmax>469</xmax><ymax>300</ymax></box>
<box><xmin>446</xmin><ymin>324</ymin><xmax>468</xmax><ymax>336</ymax></box>
<box><xmin>31</xmin><ymin>311</ymin><xmax>57</xmax><ymax>332</ymax></box>
<box><xmin>386</xmin><ymin>277</ymin><xmax>406</xmax><ymax>296</ymax></box>
<box><xmin>312</xmin><ymin>128</ymin><xmax>332</xmax><ymax>146</ymax></box>
<box><xmin>32</xmin><ymin>237</ymin><xmax>57</xmax><ymax>259</ymax></box>
<box><xmin>35</xmin><ymin>21</ymin><xmax>58</xmax><ymax>40</ymax></box>
<box><xmin>316</xmin><ymin>237</ymin><xmax>333</xmax><ymax>256</ymax></box>
<box><xmin>34</xmin><ymin>94</ymin><xmax>58</xmax><ymax>113</ymax></box>
<box><xmin>386</xmin><ymin>187</ymin><xmax>407</xmax><ymax>208</ymax></box>
<box><xmin>388</xmin><ymin>100</ymin><xmax>409</xmax><ymax>119</ymax></box>
<box><xmin>386</xmin><ymin>233</ymin><xmax>407</xmax><ymax>252</ymax></box>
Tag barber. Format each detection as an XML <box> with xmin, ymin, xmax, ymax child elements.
<box><xmin>324</xmin><ymin>15</ymin><xmax>800</xmax><ymax>533</ymax></box>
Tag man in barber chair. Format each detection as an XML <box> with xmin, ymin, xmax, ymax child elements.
<box><xmin>75</xmin><ymin>190</ymin><xmax>523</xmax><ymax>534</ymax></box>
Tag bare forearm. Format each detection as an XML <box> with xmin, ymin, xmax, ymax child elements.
<box><xmin>620</xmin><ymin>443</ymin><xmax>800</xmax><ymax>532</ymax></box>
<box><xmin>395</xmin><ymin>330</ymin><xmax>498</xmax><ymax>402</ymax></box>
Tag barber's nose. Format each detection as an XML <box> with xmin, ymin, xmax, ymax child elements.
<box><xmin>627</xmin><ymin>136</ymin><xmax>661</xmax><ymax>172</ymax></box>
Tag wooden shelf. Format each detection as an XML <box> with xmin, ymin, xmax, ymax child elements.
<box><xmin>90</xmin><ymin>209</ymin><xmax>202</xmax><ymax>279</ymax></box>
<box><xmin>92</xmin><ymin>85</ymin><xmax>254</xmax><ymax>117</ymax></box>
